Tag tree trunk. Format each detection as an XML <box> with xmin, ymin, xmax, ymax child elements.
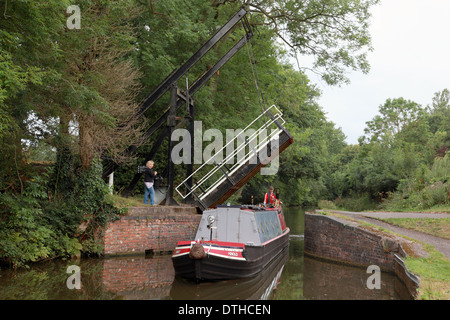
<box><xmin>79</xmin><ymin>113</ymin><xmax>95</xmax><ymax>170</ymax></box>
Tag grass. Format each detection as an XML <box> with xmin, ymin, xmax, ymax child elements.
<box><xmin>403</xmin><ymin>244</ymin><xmax>450</xmax><ymax>300</ymax></box>
<box><xmin>318</xmin><ymin>199</ymin><xmax>450</xmax><ymax>214</ymax></box>
<box><xmin>380</xmin><ymin>218</ymin><xmax>450</xmax><ymax>240</ymax></box>
<box><xmin>105</xmin><ymin>193</ymin><xmax>146</xmax><ymax>211</ymax></box>
<box><xmin>417</xmin><ymin>206</ymin><xmax>450</xmax><ymax>214</ymax></box>
<box><xmin>359</xmin><ymin>218</ymin><xmax>450</xmax><ymax>300</ymax></box>
<box><xmin>376</xmin><ymin>217</ymin><xmax>450</xmax><ymax>299</ymax></box>
<box><xmin>381</xmin><ymin>204</ymin><xmax>450</xmax><ymax>214</ymax></box>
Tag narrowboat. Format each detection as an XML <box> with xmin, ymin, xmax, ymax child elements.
<box><xmin>171</xmin><ymin>203</ymin><xmax>290</xmax><ymax>281</ymax></box>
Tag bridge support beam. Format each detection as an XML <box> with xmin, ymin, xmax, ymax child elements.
<box><xmin>165</xmin><ymin>84</ymin><xmax>179</xmax><ymax>206</ymax></box>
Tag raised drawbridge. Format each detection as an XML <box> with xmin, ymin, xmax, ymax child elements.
<box><xmin>102</xmin><ymin>8</ymin><xmax>293</xmax><ymax>211</ymax></box>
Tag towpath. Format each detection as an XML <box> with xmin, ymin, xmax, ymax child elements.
<box><xmin>316</xmin><ymin>210</ymin><xmax>450</xmax><ymax>259</ymax></box>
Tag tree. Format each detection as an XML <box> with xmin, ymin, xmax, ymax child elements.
<box><xmin>427</xmin><ymin>89</ymin><xmax>450</xmax><ymax>152</ymax></box>
<box><xmin>363</xmin><ymin>97</ymin><xmax>424</xmax><ymax>143</ymax></box>
<box><xmin>0</xmin><ymin>0</ymin><xmax>67</xmax><ymax>192</ymax></box>
<box><xmin>56</xmin><ymin>1</ymin><xmax>146</xmax><ymax>169</ymax></box>
<box><xmin>430</xmin><ymin>88</ymin><xmax>450</xmax><ymax>113</ymax></box>
<box><xmin>1</xmin><ymin>0</ymin><xmax>146</xmax><ymax>172</ymax></box>
<box><xmin>212</xmin><ymin>0</ymin><xmax>380</xmax><ymax>85</ymax></box>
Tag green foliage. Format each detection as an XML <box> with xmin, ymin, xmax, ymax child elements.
<box><xmin>0</xmin><ymin>156</ymin><xmax>125</xmax><ymax>267</ymax></box>
<box><xmin>0</xmin><ymin>176</ymin><xmax>82</xmax><ymax>268</ymax></box>
<box><xmin>334</xmin><ymin>193</ymin><xmax>377</xmax><ymax>212</ymax></box>
<box><xmin>48</xmin><ymin>145</ymin><xmax>75</xmax><ymax>198</ymax></box>
<box><xmin>427</xmin><ymin>89</ymin><xmax>450</xmax><ymax>149</ymax></box>
<box><xmin>381</xmin><ymin>154</ymin><xmax>450</xmax><ymax>211</ymax></box>
<box><xmin>72</xmin><ymin>158</ymin><xmax>124</xmax><ymax>229</ymax></box>
<box><xmin>48</xmin><ymin>157</ymin><xmax>125</xmax><ymax>255</ymax></box>
<box><xmin>364</xmin><ymin>98</ymin><xmax>424</xmax><ymax>143</ymax></box>
<box><xmin>236</xmin><ymin>0</ymin><xmax>380</xmax><ymax>85</ymax></box>
<box><xmin>325</xmin><ymin>91</ymin><xmax>450</xmax><ymax>212</ymax></box>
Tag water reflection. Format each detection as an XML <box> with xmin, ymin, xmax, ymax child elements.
<box><xmin>102</xmin><ymin>255</ymin><xmax>174</xmax><ymax>299</ymax></box>
<box><xmin>303</xmin><ymin>256</ymin><xmax>412</xmax><ymax>300</ymax></box>
<box><xmin>0</xmin><ymin>207</ymin><xmax>411</xmax><ymax>300</ymax></box>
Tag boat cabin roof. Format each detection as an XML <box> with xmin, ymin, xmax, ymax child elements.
<box><xmin>195</xmin><ymin>206</ymin><xmax>283</xmax><ymax>246</ymax></box>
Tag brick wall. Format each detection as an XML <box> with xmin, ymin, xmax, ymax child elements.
<box><xmin>103</xmin><ymin>206</ymin><xmax>201</xmax><ymax>256</ymax></box>
<box><xmin>304</xmin><ymin>212</ymin><xmax>419</xmax><ymax>298</ymax></box>
<box><xmin>304</xmin><ymin>213</ymin><xmax>405</xmax><ymax>271</ymax></box>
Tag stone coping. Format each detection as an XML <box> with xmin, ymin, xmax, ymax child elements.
<box><xmin>123</xmin><ymin>205</ymin><xmax>201</xmax><ymax>220</ymax></box>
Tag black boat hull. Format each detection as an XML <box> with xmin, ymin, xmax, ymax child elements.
<box><xmin>172</xmin><ymin>228</ymin><xmax>290</xmax><ymax>281</ymax></box>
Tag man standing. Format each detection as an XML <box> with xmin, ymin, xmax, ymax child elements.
<box><xmin>143</xmin><ymin>160</ymin><xmax>157</xmax><ymax>205</ymax></box>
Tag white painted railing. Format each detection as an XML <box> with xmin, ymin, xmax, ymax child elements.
<box><xmin>175</xmin><ymin>105</ymin><xmax>286</xmax><ymax>201</ymax></box>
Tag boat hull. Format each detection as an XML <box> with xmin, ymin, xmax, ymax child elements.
<box><xmin>172</xmin><ymin>227</ymin><xmax>290</xmax><ymax>281</ymax></box>
<box><xmin>171</xmin><ymin>245</ymin><xmax>289</xmax><ymax>300</ymax></box>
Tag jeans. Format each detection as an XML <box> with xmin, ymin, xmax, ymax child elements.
<box><xmin>144</xmin><ymin>182</ymin><xmax>155</xmax><ymax>205</ymax></box>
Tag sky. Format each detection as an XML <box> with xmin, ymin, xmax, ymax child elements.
<box><xmin>299</xmin><ymin>0</ymin><xmax>450</xmax><ymax>144</ymax></box>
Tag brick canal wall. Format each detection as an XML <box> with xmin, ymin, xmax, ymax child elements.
<box><xmin>304</xmin><ymin>212</ymin><xmax>420</xmax><ymax>298</ymax></box>
<box><xmin>103</xmin><ymin>206</ymin><xmax>201</xmax><ymax>256</ymax></box>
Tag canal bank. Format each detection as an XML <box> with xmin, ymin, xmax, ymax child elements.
<box><xmin>304</xmin><ymin>210</ymin><xmax>449</xmax><ymax>299</ymax></box>
<box><xmin>0</xmin><ymin>207</ymin><xmax>412</xmax><ymax>300</ymax></box>
<box><xmin>103</xmin><ymin>206</ymin><xmax>424</xmax><ymax>299</ymax></box>
<box><xmin>103</xmin><ymin>206</ymin><xmax>201</xmax><ymax>256</ymax></box>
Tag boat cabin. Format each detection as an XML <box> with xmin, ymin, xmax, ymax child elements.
<box><xmin>194</xmin><ymin>205</ymin><xmax>287</xmax><ymax>246</ymax></box>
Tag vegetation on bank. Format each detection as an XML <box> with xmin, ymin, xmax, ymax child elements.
<box><xmin>0</xmin><ymin>160</ymin><xmax>126</xmax><ymax>268</ymax></box>
<box><xmin>404</xmin><ymin>245</ymin><xmax>450</xmax><ymax>300</ymax></box>
<box><xmin>379</xmin><ymin>218</ymin><xmax>450</xmax><ymax>240</ymax></box>
<box><xmin>369</xmin><ymin>216</ymin><xmax>450</xmax><ymax>300</ymax></box>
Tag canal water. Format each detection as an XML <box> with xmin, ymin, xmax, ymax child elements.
<box><xmin>0</xmin><ymin>207</ymin><xmax>411</xmax><ymax>300</ymax></box>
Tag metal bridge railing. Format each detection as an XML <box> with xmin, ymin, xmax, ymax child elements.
<box><xmin>175</xmin><ymin>105</ymin><xmax>286</xmax><ymax>203</ymax></box>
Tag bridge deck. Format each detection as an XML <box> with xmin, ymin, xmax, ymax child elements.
<box><xmin>176</xmin><ymin>105</ymin><xmax>293</xmax><ymax>211</ymax></box>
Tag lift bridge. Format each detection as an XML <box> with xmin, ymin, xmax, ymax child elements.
<box><xmin>102</xmin><ymin>8</ymin><xmax>293</xmax><ymax>211</ymax></box>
